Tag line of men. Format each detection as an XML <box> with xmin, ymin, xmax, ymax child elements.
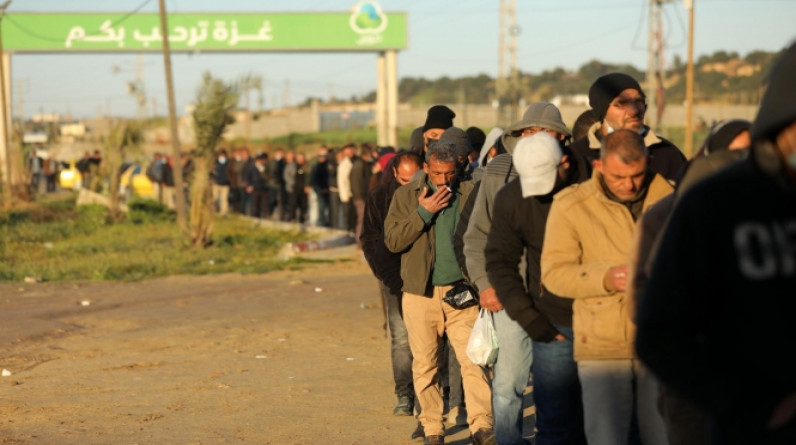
<box><xmin>360</xmin><ymin>41</ymin><xmax>796</xmax><ymax>445</ymax></box>
<box><xmin>206</xmin><ymin>143</ymin><xmax>384</xmax><ymax>238</ymax></box>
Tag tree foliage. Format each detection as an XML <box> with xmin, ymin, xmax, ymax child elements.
<box><xmin>368</xmin><ymin>49</ymin><xmax>781</xmax><ymax>107</ymax></box>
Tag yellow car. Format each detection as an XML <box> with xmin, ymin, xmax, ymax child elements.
<box><xmin>119</xmin><ymin>163</ymin><xmax>155</xmax><ymax>199</ymax></box>
<box><xmin>58</xmin><ymin>160</ymin><xmax>83</xmax><ymax>190</ymax></box>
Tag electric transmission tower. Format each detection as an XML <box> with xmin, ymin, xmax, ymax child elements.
<box><xmin>647</xmin><ymin>0</ymin><xmax>677</xmax><ymax>133</ymax></box>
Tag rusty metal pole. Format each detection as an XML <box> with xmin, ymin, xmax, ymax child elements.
<box><xmin>158</xmin><ymin>0</ymin><xmax>186</xmax><ymax>230</ymax></box>
<box><xmin>684</xmin><ymin>0</ymin><xmax>695</xmax><ymax>158</ymax></box>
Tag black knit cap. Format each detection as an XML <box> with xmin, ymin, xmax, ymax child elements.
<box><xmin>423</xmin><ymin>105</ymin><xmax>456</xmax><ymax>131</ymax></box>
<box><xmin>588</xmin><ymin>73</ymin><xmax>644</xmax><ymax>120</ymax></box>
<box><xmin>751</xmin><ymin>42</ymin><xmax>796</xmax><ymax>142</ymax></box>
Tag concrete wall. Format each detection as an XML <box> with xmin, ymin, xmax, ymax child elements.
<box><xmin>219</xmin><ymin>103</ymin><xmax>758</xmax><ymax>142</ymax></box>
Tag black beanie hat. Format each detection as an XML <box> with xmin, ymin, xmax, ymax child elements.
<box><xmin>423</xmin><ymin>105</ymin><xmax>456</xmax><ymax>131</ymax></box>
<box><xmin>751</xmin><ymin>42</ymin><xmax>796</xmax><ymax>142</ymax></box>
<box><xmin>704</xmin><ymin>119</ymin><xmax>752</xmax><ymax>155</ymax></box>
<box><xmin>588</xmin><ymin>73</ymin><xmax>644</xmax><ymax>120</ymax></box>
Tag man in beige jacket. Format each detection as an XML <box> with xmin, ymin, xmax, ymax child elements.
<box><xmin>540</xmin><ymin>129</ymin><xmax>672</xmax><ymax>445</ymax></box>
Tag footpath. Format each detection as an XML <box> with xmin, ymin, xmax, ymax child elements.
<box><xmin>0</xmin><ymin>224</ymin><xmax>478</xmax><ymax>444</ymax></box>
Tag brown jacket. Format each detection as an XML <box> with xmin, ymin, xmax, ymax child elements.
<box><xmin>541</xmin><ymin>170</ymin><xmax>673</xmax><ymax>361</ymax></box>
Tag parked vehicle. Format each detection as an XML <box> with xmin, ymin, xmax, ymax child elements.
<box><xmin>119</xmin><ymin>163</ymin><xmax>155</xmax><ymax>200</ymax></box>
<box><xmin>58</xmin><ymin>160</ymin><xmax>82</xmax><ymax>190</ymax></box>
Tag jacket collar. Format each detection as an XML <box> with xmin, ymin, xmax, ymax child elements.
<box><xmin>590</xmin><ymin>168</ymin><xmax>673</xmax><ymax>212</ymax></box>
<box><xmin>587</xmin><ymin>123</ymin><xmax>663</xmax><ymax>149</ymax></box>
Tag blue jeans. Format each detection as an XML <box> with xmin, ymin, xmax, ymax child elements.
<box><xmin>577</xmin><ymin>358</ymin><xmax>667</xmax><ymax>445</ymax></box>
<box><xmin>315</xmin><ymin>191</ymin><xmax>331</xmax><ymax>227</ymax></box>
<box><xmin>492</xmin><ymin>309</ymin><xmax>533</xmax><ymax>445</ymax></box>
<box><xmin>380</xmin><ymin>281</ymin><xmax>414</xmax><ymax>398</ymax></box>
<box><xmin>532</xmin><ymin>324</ymin><xmax>587</xmax><ymax>445</ymax></box>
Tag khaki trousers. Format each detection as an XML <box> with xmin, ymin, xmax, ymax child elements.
<box><xmin>403</xmin><ymin>286</ymin><xmax>493</xmax><ymax>436</ymax></box>
<box><xmin>211</xmin><ymin>184</ymin><xmax>230</xmax><ymax>215</ymax></box>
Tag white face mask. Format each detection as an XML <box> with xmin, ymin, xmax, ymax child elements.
<box><xmin>218</xmin><ymin>157</ymin><xmax>227</xmax><ymax>164</ymax></box>
<box><xmin>255</xmin><ymin>163</ymin><xmax>265</xmax><ymax>173</ymax></box>
<box><xmin>604</xmin><ymin>122</ymin><xmax>644</xmax><ymax>135</ymax></box>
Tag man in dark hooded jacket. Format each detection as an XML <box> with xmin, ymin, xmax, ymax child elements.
<box><xmin>636</xmin><ymin>41</ymin><xmax>796</xmax><ymax>445</ymax></box>
<box><xmin>361</xmin><ymin>151</ymin><xmax>423</xmax><ymax>419</ymax></box>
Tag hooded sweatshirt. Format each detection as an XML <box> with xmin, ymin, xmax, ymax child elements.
<box><xmin>635</xmin><ymin>41</ymin><xmax>796</xmax><ymax>445</ymax></box>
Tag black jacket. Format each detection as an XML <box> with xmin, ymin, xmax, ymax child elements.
<box><xmin>310</xmin><ymin>160</ymin><xmax>330</xmax><ymax>193</ymax></box>
<box><xmin>361</xmin><ymin>179</ymin><xmax>403</xmax><ymax>294</ymax></box>
<box><xmin>243</xmin><ymin>162</ymin><xmax>267</xmax><ymax>192</ymax></box>
<box><xmin>636</xmin><ymin>141</ymin><xmax>796</xmax><ymax>445</ymax></box>
<box><xmin>485</xmin><ymin>151</ymin><xmax>590</xmax><ymax>341</ymax></box>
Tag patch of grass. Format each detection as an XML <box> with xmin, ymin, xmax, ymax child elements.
<box><xmin>0</xmin><ymin>195</ymin><xmax>316</xmax><ymax>283</ymax></box>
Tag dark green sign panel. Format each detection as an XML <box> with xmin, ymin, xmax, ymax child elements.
<box><xmin>3</xmin><ymin>4</ymin><xmax>407</xmax><ymax>52</ymax></box>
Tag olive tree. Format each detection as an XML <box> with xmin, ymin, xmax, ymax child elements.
<box><xmin>190</xmin><ymin>72</ymin><xmax>239</xmax><ymax>247</ymax></box>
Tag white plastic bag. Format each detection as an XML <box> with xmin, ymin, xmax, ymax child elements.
<box><xmin>466</xmin><ymin>308</ymin><xmax>499</xmax><ymax>366</ymax></box>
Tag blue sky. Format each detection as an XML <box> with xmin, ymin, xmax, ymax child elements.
<box><xmin>6</xmin><ymin>0</ymin><xmax>796</xmax><ymax>119</ymax></box>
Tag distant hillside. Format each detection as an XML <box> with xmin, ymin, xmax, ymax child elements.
<box><xmin>305</xmin><ymin>48</ymin><xmax>784</xmax><ymax>107</ymax></box>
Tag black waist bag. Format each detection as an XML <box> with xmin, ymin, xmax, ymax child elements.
<box><xmin>442</xmin><ymin>280</ymin><xmax>479</xmax><ymax>309</ymax></box>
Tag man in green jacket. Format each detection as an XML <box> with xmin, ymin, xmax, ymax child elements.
<box><xmin>384</xmin><ymin>137</ymin><xmax>495</xmax><ymax>445</ymax></box>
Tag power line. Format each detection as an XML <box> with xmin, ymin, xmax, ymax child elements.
<box><xmin>4</xmin><ymin>0</ymin><xmax>153</xmax><ymax>43</ymax></box>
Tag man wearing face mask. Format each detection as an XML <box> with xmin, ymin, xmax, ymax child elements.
<box><xmin>636</xmin><ymin>41</ymin><xmax>796</xmax><ymax>445</ymax></box>
<box><xmin>571</xmin><ymin>73</ymin><xmax>686</xmax><ymax>183</ymax></box>
<box><xmin>244</xmin><ymin>153</ymin><xmax>270</xmax><ymax>219</ymax></box>
<box><xmin>211</xmin><ymin>149</ymin><xmax>231</xmax><ymax>216</ymax></box>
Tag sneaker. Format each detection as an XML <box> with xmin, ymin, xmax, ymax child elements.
<box><xmin>444</xmin><ymin>405</ymin><xmax>468</xmax><ymax>427</ymax></box>
<box><xmin>424</xmin><ymin>435</ymin><xmax>444</xmax><ymax>445</ymax></box>
<box><xmin>393</xmin><ymin>395</ymin><xmax>414</xmax><ymax>416</ymax></box>
<box><xmin>471</xmin><ymin>428</ymin><xmax>496</xmax><ymax>445</ymax></box>
<box><xmin>411</xmin><ymin>421</ymin><xmax>425</xmax><ymax>441</ymax></box>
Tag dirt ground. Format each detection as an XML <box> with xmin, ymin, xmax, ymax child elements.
<box><xmin>0</xmin><ymin>246</ymin><xmax>476</xmax><ymax>445</ymax></box>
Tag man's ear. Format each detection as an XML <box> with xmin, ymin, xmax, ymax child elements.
<box><xmin>593</xmin><ymin>159</ymin><xmax>603</xmax><ymax>173</ymax></box>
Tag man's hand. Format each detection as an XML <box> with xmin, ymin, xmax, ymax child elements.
<box><xmin>606</xmin><ymin>265</ymin><xmax>628</xmax><ymax>292</ymax></box>
<box><xmin>418</xmin><ymin>186</ymin><xmax>451</xmax><ymax>214</ymax></box>
<box><xmin>479</xmin><ymin>287</ymin><xmax>503</xmax><ymax>312</ymax></box>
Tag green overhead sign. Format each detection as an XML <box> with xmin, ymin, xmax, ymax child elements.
<box><xmin>2</xmin><ymin>4</ymin><xmax>407</xmax><ymax>52</ymax></box>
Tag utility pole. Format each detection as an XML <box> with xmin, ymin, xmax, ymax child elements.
<box><xmin>14</xmin><ymin>78</ymin><xmax>28</xmax><ymax>123</ymax></box>
<box><xmin>497</xmin><ymin>0</ymin><xmax>519</xmax><ymax>124</ymax></box>
<box><xmin>283</xmin><ymin>79</ymin><xmax>290</xmax><ymax>109</ymax></box>
<box><xmin>158</xmin><ymin>0</ymin><xmax>186</xmax><ymax>231</ymax></box>
<box><xmin>684</xmin><ymin>0</ymin><xmax>695</xmax><ymax>158</ymax></box>
<box><xmin>0</xmin><ymin>0</ymin><xmax>12</xmax><ymax>210</ymax></box>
